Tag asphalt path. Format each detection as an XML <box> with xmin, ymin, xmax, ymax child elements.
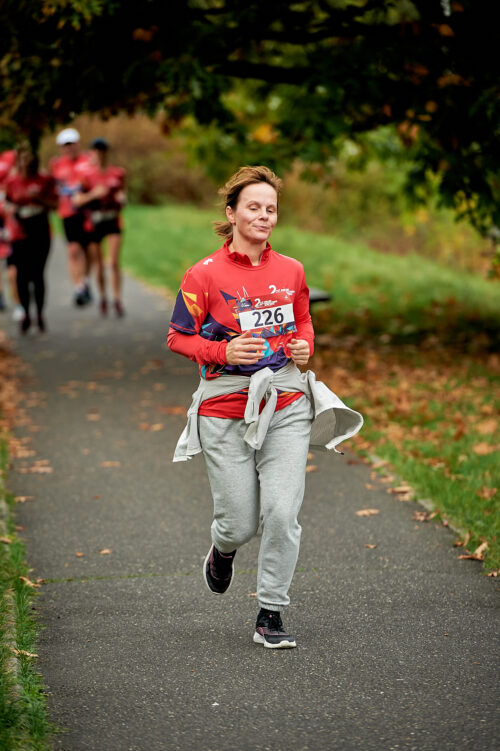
<box><xmin>2</xmin><ymin>239</ymin><xmax>499</xmax><ymax>751</ymax></box>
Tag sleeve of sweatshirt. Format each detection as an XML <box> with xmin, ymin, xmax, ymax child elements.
<box><xmin>293</xmin><ymin>265</ymin><xmax>315</xmax><ymax>356</ymax></box>
<box><xmin>167</xmin><ymin>267</ymin><xmax>228</xmax><ymax>366</ymax></box>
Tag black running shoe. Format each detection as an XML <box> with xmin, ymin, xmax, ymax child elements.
<box><xmin>203</xmin><ymin>544</ymin><xmax>236</xmax><ymax>594</ymax></box>
<box><xmin>253</xmin><ymin>609</ymin><xmax>296</xmax><ymax>649</ymax></box>
<box><xmin>113</xmin><ymin>300</ymin><xmax>125</xmax><ymax>317</ymax></box>
<box><xmin>20</xmin><ymin>315</ymin><xmax>31</xmax><ymax>334</ymax></box>
<box><xmin>73</xmin><ymin>288</ymin><xmax>87</xmax><ymax>307</ymax></box>
<box><xmin>37</xmin><ymin>313</ymin><xmax>46</xmax><ymax>333</ymax></box>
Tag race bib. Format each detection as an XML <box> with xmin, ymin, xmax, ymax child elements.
<box><xmin>235</xmin><ymin>292</ymin><xmax>296</xmax><ymax>337</ymax></box>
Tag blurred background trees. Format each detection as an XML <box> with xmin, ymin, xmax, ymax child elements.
<box><xmin>1</xmin><ymin>0</ymin><xmax>498</xmax><ymax>271</ymax></box>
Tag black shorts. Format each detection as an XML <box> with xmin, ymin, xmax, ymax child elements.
<box><xmin>63</xmin><ymin>215</ymin><xmax>92</xmax><ymax>247</ymax></box>
<box><xmin>91</xmin><ymin>218</ymin><xmax>122</xmax><ymax>244</ymax></box>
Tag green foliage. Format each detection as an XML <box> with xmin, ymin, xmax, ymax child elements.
<box><xmin>1</xmin><ymin>1</ymin><xmax>499</xmax><ymax>236</ymax></box>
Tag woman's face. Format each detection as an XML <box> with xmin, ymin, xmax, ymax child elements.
<box><xmin>226</xmin><ymin>182</ymin><xmax>278</xmax><ymax>245</ymax></box>
<box><xmin>17</xmin><ymin>148</ymin><xmax>35</xmax><ymax>175</ymax></box>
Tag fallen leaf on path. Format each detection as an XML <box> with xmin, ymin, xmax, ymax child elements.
<box><xmin>158</xmin><ymin>406</ymin><xmax>185</xmax><ymax>415</ymax></box>
<box><xmin>14</xmin><ymin>448</ymin><xmax>35</xmax><ymax>458</ymax></box>
<box><xmin>15</xmin><ymin>495</ymin><xmax>34</xmax><ymax>503</ymax></box>
<box><xmin>75</xmin><ymin>552</ymin><xmax>84</xmax><ymax>557</ymax></box>
<box><xmin>153</xmin><ymin>383</ymin><xmax>166</xmax><ymax>391</ymax></box>
<box><xmin>356</xmin><ymin>508</ymin><xmax>380</xmax><ymax>517</ymax></box>
<box><xmin>454</xmin><ymin>532</ymin><xmax>471</xmax><ymax>548</ymax></box>
<box><xmin>139</xmin><ymin>423</ymin><xmax>150</xmax><ymax>430</ymax></box>
<box><xmin>19</xmin><ymin>460</ymin><xmax>53</xmax><ymax>474</ymax></box>
<box><xmin>306</xmin><ymin>465</ymin><xmax>318</xmax><ymax>473</ymax></box>
<box><xmin>365</xmin><ymin>483</ymin><xmax>375</xmax><ymax>490</ymax></box>
<box><xmin>372</xmin><ymin>459</ymin><xmax>389</xmax><ymax>469</ymax></box>
<box><xmin>458</xmin><ymin>541</ymin><xmax>488</xmax><ymax>561</ymax></box>
<box><xmin>412</xmin><ymin>511</ymin><xmax>429</xmax><ymax>522</ymax></box>
<box><xmin>0</xmin><ymin>536</ymin><xmax>12</xmax><ymax>544</ymax></box>
<box><xmin>150</xmin><ymin>423</ymin><xmax>164</xmax><ymax>432</ymax></box>
<box><xmin>99</xmin><ymin>549</ymin><xmax>112</xmax><ymax>555</ymax></box>
<box><xmin>248</xmin><ymin>592</ymin><xmax>257</xmax><ymax>597</ymax></box>
<box><xmin>12</xmin><ymin>648</ymin><xmax>38</xmax><ymax>658</ymax></box>
<box><xmin>364</xmin><ymin>544</ymin><xmax>377</xmax><ymax>549</ymax></box>
<box><xmin>100</xmin><ymin>461</ymin><xmax>121</xmax><ymax>467</ymax></box>
<box><xmin>19</xmin><ymin>576</ymin><xmax>40</xmax><ymax>588</ymax></box>
<box><xmin>487</xmin><ymin>570</ymin><xmax>499</xmax><ymax>577</ymax></box>
<box><xmin>307</xmin><ymin>452</ymin><xmax>314</xmax><ymax>460</ymax></box>
<box><xmin>87</xmin><ymin>409</ymin><xmax>101</xmax><ymax>421</ymax></box>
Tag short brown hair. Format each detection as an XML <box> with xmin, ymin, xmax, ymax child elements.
<box><xmin>213</xmin><ymin>165</ymin><xmax>282</xmax><ymax>240</ymax></box>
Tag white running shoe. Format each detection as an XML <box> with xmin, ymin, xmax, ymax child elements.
<box><xmin>12</xmin><ymin>304</ymin><xmax>25</xmax><ymax>322</ymax></box>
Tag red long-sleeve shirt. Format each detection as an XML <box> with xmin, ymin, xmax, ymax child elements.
<box><xmin>167</xmin><ymin>240</ymin><xmax>314</xmax><ymax>418</ymax></box>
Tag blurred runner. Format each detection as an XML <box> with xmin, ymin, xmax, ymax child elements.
<box><xmin>5</xmin><ymin>143</ymin><xmax>57</xmax><ymax>333</ymax></box>
<box><xmin>74</xmin><ymin>138</ymin><xmax>126</xmax><ymax>316</ymax></box>
<box><xmin>50</xmin><ymin>128</ymin><xmax>94</xmax><ymax>306</ymax></box>
<box><xmin>0</xmin><ymin>148</ymin><xmax>24</xmax><ymax>320</ymax></box>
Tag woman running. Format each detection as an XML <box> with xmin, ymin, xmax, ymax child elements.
<box><xmin>5</xmin><ymin>144</ymin><xmax>57</xmax><ymax>333</ymax></box>
<box><xmin>74</xmin><ymin>138</ymin><xmax>126</xmax><ymax>317</ymax></box>
<box><xmin>167</xmin><ymin>166</ymin><xmax>363</xmax><ymax>649</ymax></box>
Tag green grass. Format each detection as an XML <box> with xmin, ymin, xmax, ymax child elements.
<box><xmin>122</xmin><ymin>203</ymin><xmax>499</xmax><ymax>349</ymax></box>
<box><xmin>359</xmin><ymin>360</ymin><xmax>499</xmax><ymax>567</ymax></box>
<box><xmin>0</xmin><ymin>439</ymin><xmax>53</xmax><ymax>750</ymax></box>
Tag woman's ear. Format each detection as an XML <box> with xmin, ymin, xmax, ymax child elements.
<box><xmin>225</xmin><ymin>205</ymin><xmax>235</xmax><ymax>225</ymax></box>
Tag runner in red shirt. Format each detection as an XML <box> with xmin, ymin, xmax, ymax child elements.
<box><xmin>50</xmin><ymin>128</ymin><xmax>94</xmax><ymax>306</ymax></box>
<box><xmin>74</xmin><ymin>138</ymin><xmax>126</xmax><ymax>316</ymax></box>
<box><xmin>0</xmin><ymin>149</ymin><xmax>24</xmax><ymax>318</ymax></box>
<box><xmin>168</xmin><ymin>166</ymin><xmax>314</xmax><ymax>649</ymax></box>
<box><xmin>5</xmin><ymin>144</ymin><xmax>57</xmax><ymax>333</ymax></box>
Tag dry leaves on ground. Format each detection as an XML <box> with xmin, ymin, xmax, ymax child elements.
<box><xmin>100</xmin><ymin>461</ymin><xmax>121</xmax><ymax>467</ymax></box>
<box><xmin>477</xmin><ymin>486</ymin><xmax>497</xmax><ymax>499</ymax></box>
<box><xmin>12</xmin><ymin>648</ymin><xmax>38</xmax><ymax>659</ymax></box>
<box><xmin>472</xmin><ymin>442</ymin><xmax>498</xmax><ymax>456</ymax></box>
<box><xmin>158</xmin><ymin>405</ymin><xmax>185</xmax><ymax>415</ymax></box>
<box><xmin>412</xmin><ymin>510</ymin><xmax>439</xmax><ymax>522</ymax></box>
<box><xmin>18</xmin><ymin>460</ymin><xmax>53</xmax><ymax>474</ymax></box>
<box><xmin>454</xmin><ymin>532</ymin><xmax>471</xmax><ymax>548</ymax></box>
<box><xmin>19</xmin><ymin>576</ymin><xmax>41</xmax><ymax>588</ymax></box>
<box><xmin>356</xmin><ymin>508</ymin><xmax>380</xmax><ymax>517</ymax></box>
<box><xmin>458</xmin><ymin>541</ymin><xmax>488</xmax><ymax>561</ymax></box>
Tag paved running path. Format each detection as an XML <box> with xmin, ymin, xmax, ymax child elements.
<box><xmin>2</xmin><ymin>240</ymin><xmax>499</xmax><ymax>751</ymax></box>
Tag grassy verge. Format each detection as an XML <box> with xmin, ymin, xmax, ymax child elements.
<box><xmin>121</xmin><ymin>203</ymin><xmax>500</xmax><ymax>569</ymax></box>
<box><xmin>0</xmin><ymin>437</ymin><xmax>53</xmax><ymax>749</ymax></box>
<box><xmin>122</xmin><ymin>203</ymin><xmax>499</xmax><ymax>351</ymax></box>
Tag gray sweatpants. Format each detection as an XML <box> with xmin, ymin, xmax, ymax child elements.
<box><xmin>198</xmin><ymin>396</ymin><xmax>313</xmax><ymax>611</ymax></box>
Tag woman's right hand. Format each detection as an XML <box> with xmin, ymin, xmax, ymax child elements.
<box><xmin>226</xmin><ymin>331</ymin><xmax>265</xmax><ymax>365</ymax></box>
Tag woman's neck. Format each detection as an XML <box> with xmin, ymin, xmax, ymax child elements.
<box><xmin>229</xmin><ymin>237</ymin><xmax>267</xmax><ymax>266</ymax></box>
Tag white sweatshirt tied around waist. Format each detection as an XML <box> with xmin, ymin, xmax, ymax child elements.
<box><xmin>173</xmin><ymin>362</ymin><xmax>363</xmax><ymax>462</ymax></box>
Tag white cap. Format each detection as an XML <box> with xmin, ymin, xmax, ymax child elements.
<box><xmin>56</xmin><ymin>128</ymin><xmax>80</xmax><ymax>145</ymax></box>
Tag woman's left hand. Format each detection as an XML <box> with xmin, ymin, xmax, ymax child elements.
<box><xmin>287</xmin><ymin>338</ymin><xmax>310</xmax><ymax>365</ymax></box>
